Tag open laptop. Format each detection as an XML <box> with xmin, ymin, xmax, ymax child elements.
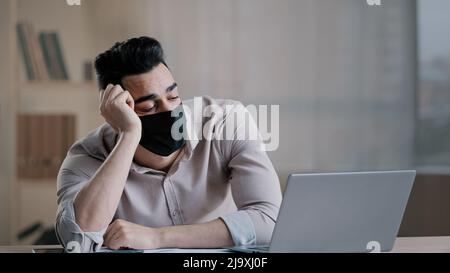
<box><xmin>229</xmin><ymin>170</ymin><xmax>416</xmax><ymax>253</ymax></box>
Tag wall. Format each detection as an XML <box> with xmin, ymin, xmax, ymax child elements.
<box><xmin>0</xmin><ymin>0</ymin><xmax>419</xmax><ymax>244</ymax></box>
<box><xmin>0</xmin><ymin>0</ymin><xmax>17</xmax><ymax>245</ymax></box>
<box><xmin>0</xmin><ymin>0</ymin><xmax>104</xmax><ymax>244</ymax></box>
<box><xmin>87</xmin><ymin>0</ymin><xmax>417</xmax><ymax>186</ymax></box>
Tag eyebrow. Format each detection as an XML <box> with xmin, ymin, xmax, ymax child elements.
<box><xmin>134</xmin><ymin>82</ymin><xmax>178</xmax><ymax>104</ymax></box>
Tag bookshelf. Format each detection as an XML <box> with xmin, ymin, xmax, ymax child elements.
<box><xmin>0</xmin><ymin>0</ymin><xmax>104</xmax><ymax>244</ymax></box>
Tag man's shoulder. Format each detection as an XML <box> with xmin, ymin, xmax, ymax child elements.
<box><xmin>65</xmin><ymin>123</ymin><xmax>115</xmax><ymax>162</ymax></box>
<box><xmin>183</xmin><ymin>96</ymin><xmax>253</xmax><ymax>143</ymax></box>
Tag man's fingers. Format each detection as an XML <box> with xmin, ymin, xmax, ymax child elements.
<box><xmin>104</xmin><ymin>84</ymin><xmax>123</xmax><ymax>105</ymax></box>
<box><xmin>103</xmin><ymin>228</ymin><xmax>113</xmax><ymax>246</ymax></box>
<box><xmin>105</xmin><ymin>229</ymin><xmax>125</xmax><ymax>250</ymax></box>
<box><xmin>113</xmin><ymin>91</ymin><xmax>134</xmax><ymax>109</ymax></box>
<box><xmin>104</xmin><ymin>229</ymin><xmax>118</xmax><ymax>248</ymax></box>
<box><xmin>105</xmin><ymin>220</ymin><xmax>115</xmax><ymax>234</ymax></box>
<box><xmin>104</xmin><ymin>230</ymin><xmax>117</xmax><ymax>249</ymax></box>
<box><xmin>104</xmin><ymin>84</ymin><xmax>118</xmax><ymax>102</ymax></box>
<box><xmin>120</xmin><ymin>90</ymin><xmax>134</xmax><ymax>108</ymax></box>
<box><xmin>100</xmin><ymin>84</ymin><xmax>114</xmax><ymax>103</ymax></box>
<box><xmin>126</xmin><ymin>91</ymin><xmax>135</xmax><ymax>109</ymax></box>
<box><xmin>104</xmin><ymin>221</ymin><xmax>118</xmax><ymax>245</ymax></box>
<box><xmin>100</xmin><ymin>84</ymin><xmax>117</xmax><ymax>114</ymax></box>
<box><xmin>104</xmin><ymin>220</ymin><xmax>125</xmax><ymax>247</ymax></box>
<box><xmin>107</xmin><ymin>234</ymin><xmax>124</xmax><ymax>250</ymax></box>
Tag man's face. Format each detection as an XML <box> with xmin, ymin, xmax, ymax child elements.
<box><xmin>122</xmin><ymin>63</ymin><xmax>181</xmax><ymax>116</ymax></box>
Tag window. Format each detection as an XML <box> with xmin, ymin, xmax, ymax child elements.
<box><xmin>416</xmin><ymin>0</ymin><xmax>450</xmax><ymax>167</ymax></box>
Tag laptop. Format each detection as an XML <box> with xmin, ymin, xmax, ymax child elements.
<box><xmin>229</xmin><ymin>170</ymin><xmax>416</xmax><ymax>253</ymax></box>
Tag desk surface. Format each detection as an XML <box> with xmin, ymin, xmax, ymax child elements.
<box><xmin>1</xmin><ymin>237</ymin><xmax>450</xmax><ymax>253</ymax></box>
<box><xmin>390</xmin><ymin>236</ymin><xmax>450</xmax><ymax>253</ymax></box>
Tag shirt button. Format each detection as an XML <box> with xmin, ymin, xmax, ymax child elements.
<box><xmin>172</xmin><ymin>209</ymin><xmax>179</xmax><ymax>216</ymax></box>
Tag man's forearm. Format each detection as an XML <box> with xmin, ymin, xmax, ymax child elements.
<box><xmin>157</xmin><ymin>219</ymin><xmax>234</xmax><ymax>248</ymax></box>
<box><xmin>74</xmin><ymin>130</ymin><xmax>140</xmax><ymax>232</ymax></box>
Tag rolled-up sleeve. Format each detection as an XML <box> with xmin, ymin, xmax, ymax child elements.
<box><xmin>217</xmin><ymin>102</ymin><xmax>283</xmax><ymax>246</ymax></box>
<box><xmin>220</xmin><ymin>211</ymin><xmax>256</xmax><ymax>246</ymax></box>
<box><xmin>56</xmin><ymin>199</ymin><xmax>106</xmax><ymax>252</ymax></box>
<box><xmin>55</xmin><ymin>152</ymin><xmax>106</xmax><ymax>253</ymax></box>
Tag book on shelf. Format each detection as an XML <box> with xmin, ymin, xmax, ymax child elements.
<box><xmin>39</xmin><ymin>32</ymin><xmax>69</xmax><ymax>80</ymax></box>
<box><xmin>17</xmin><ymin>114</ymin><xmax>76</xmax><ymax>180</ymax></box>
<box><xmin>16</xmin><ymin>23</ymin><xmax>35</xmax><ymax>81</ymax></box>
<box><xmin>16</xmin><ymin>22</ymin><xmax>49</xmax><ymax>81</ymax></box>
<box><xmin>17</xmin><ymin>22</ymin><xmax>70</xmax><ymax>82</ymax></box>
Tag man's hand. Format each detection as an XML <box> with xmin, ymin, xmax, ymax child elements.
<box><xmin>73</xmin><ymin>85</ymin><xmax>142</xmax><ymax>233</ymax></box>
<box><xmin>100</xmin><ymin>84</ymin><xmax>141</xmax><ymax>135</ymax></box>
<box><xmin>103</xmin><ymin>219</ymin><xmax>161</xmax><ymax>250</ymax></box>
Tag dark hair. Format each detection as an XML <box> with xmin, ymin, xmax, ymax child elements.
<box><xmin>94</xmin><ymin>36</ymin><xmax>167</xmax><ymax>90</ymax></box>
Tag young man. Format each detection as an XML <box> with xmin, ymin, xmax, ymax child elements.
<box><xmin>55</xmin><ymin>36</ymin><xmax>282</xmax><ymax>252</ymax></box>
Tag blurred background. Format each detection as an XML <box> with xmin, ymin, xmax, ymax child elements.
<box><xmin>0</xmin><ymin>0</ymin><xmax>449</xmax><ymax>245</ymax></box>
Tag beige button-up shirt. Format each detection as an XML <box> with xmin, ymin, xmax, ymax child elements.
<box><xmin>55</xmin><ymin>96</ymin><xmax>282</xmax><ymax>252</ymax></box>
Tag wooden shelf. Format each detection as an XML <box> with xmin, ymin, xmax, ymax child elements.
<box><xmin>0</xmin><ymin>0</ymin><xmax>105</xmax><ymax>245</ymax></box>
<box><xmin>18</xmin><ymin>82</ymin><xmax>99</xmax><ymax>114</ymax></box>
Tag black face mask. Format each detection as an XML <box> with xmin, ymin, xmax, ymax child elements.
<box><xmin>139</xmin><ymin>105</ymin><xmax>186</xmax><ymax>157</ymax></box>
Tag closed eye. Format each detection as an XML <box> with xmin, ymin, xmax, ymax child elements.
<box><xmin>141</xmin><ymin>106</ymin><xmax>155</xmax><ymax>112</ymax></box>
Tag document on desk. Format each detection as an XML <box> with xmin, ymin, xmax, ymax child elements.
<box><xmin>143</xmin><ymin>248</ymin><xmax>233</xmax><ymax>253</ymax></box>
<box><xmin>98</xmin><ymin>247</ymin><xmax>232</xmax><ymax>253</ymax></box>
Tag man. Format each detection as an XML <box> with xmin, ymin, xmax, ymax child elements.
<box><xmin>56</xmin><ymin>36</ymin><xmax>282</xmax><ymax>252</ymax></box>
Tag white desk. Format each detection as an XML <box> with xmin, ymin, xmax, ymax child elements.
<box><xmin>1</xmin><ymin>237</ymin><xmax>450</xmax><ymax>253</ymax></box>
